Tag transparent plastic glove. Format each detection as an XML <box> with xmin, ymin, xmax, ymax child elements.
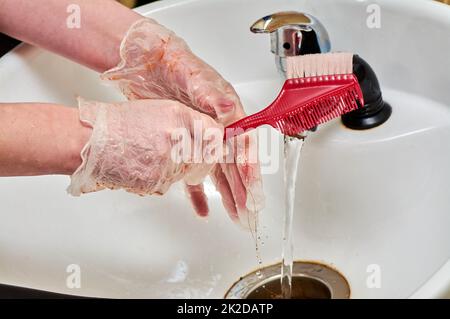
<box><xmin>68</xmin><ymin>98</ymin><xmax>223</xmax><ymax>212</ymax></box>
<box><xmin>101</xmin><ymin>18</ymin><xmax>265</xmax><ymax>228</ymax></box>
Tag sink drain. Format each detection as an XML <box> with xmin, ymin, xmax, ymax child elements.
<box><xmin>225</xmin><ymin>261</ymin><xmax>350</xmax><ymax>299</ymax></box>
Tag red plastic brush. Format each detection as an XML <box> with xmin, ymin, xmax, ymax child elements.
<box><xmin>224</xmin><ymin>52</ymin><xmax>364</xmax><ymax>139</ymax></box>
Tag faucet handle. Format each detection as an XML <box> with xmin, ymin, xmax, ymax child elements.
<box><xmin>250</xmin><ymin>11</ymin><xmax>312</xmax><ymax>34</ymax></box>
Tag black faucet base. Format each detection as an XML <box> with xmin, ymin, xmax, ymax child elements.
<box><xmin>341</xmin><ymin>55</ymin><xmax>392</xmax><ymax>130</ymax></box>
<box><xmin>342</xmin><ymin>100</ymin><xmax>392</xmax><ymax>130</ymax></box>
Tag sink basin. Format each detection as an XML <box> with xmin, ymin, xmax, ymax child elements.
<box><xmin>0</xmin><ymin>0</ymin><xmax>449</xmax><ymax>298</ymax></box>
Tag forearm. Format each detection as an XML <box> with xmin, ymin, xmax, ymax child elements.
<box><xmin>0</xmin><ymin>0</ymin><xmax>141</xmax><ymax>72</ymax></box>
<box><xmin>0</xmin><ymin>103</ymin><xmax>91</xmax><ymax>176</ymax></box>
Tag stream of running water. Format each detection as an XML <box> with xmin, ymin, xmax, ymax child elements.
<box><xmin>281</xmin><ymin>134</ymin><xmax>306</xmax><ymax>299</ymax></box>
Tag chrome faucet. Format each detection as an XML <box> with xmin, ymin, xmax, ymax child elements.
<box><xmin>250</xmin><ymin>12</ymin><xmax>392</xmax><ymax>130</ymax></box>
<box><xmin>250</xmin><ymin>11</ymin><xmax>331</xmax><ymax>77</ymax></box>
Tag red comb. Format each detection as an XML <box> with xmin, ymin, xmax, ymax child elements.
<box><xmin>224</xmin><ymin>74</ymin><xmax>364</xmax><ymax>139</ymax></box>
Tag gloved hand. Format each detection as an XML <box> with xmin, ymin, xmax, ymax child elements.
<box><xmin>68</xmin><ymin>98</ymin><xmax>223</xmax><ymax>208</ymax></box>
<box><xmin>101</xmin><ymin>18</ymin><xmax>264</xmax><ymax>228</ymax></box>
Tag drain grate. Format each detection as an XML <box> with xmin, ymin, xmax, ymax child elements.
<box><xmin>225</xmin><ymin>261</ymin><xmax>350</xmax><ymax>299</ymax></box>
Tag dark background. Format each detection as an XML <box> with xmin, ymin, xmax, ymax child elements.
<box><xmin>0</xmin><ymin>0</ymin><xmax>158</xmax><ymax>57</ymax></box>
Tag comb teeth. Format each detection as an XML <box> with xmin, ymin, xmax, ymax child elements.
<box><xmin>274</xmin><ymin>82</ymin><xmax>361</xmax><ymax>136</ymax></box>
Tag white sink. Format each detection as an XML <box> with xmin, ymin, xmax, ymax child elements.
<box><xmin>0</xmin><ymin>0</ymin><xmax>449</xmax><ymax>298</ymax></box>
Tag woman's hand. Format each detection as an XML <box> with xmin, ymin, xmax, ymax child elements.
<box><xmin>0</xmin><ymin>0</ymin><xmax>265</xmax><ymax>226</ymax></box>
<box><xmin>68</xmin><ymin>98</ymin><xmax>224</xmax><ymax>212</ymax></box>
<box><xmin>101</xmin><ymin>19</ymin><xmax>265</xmax><ymax>227</ymax></box>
